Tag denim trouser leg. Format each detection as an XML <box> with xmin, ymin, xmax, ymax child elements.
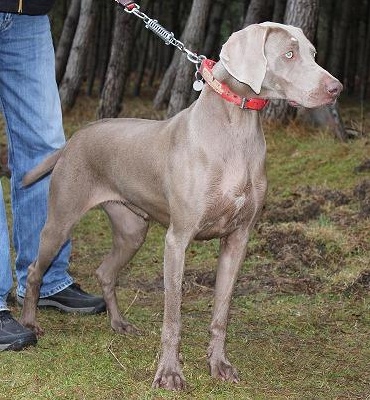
<box><xmin>0</xmin><ymin>13</ymin><xmax>73</xmax><ymax>302</ymax></box>
<box><xmin>0</xmin><ymin>182</ymin><xmax>12</xmax><ymax>310</ymax></box>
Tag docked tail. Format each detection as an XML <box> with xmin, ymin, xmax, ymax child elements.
<box><xmin>22</xmin><ymin>149</ymin><xmax>63</xmax><ymax>186</ymax></box>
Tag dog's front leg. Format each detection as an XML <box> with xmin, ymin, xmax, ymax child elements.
<box><xmin>208</xmin><ymin>228</ymin><xmax>249</xmax><ymax>383</ymax></box>
<box><xmin>152</xmin><ymin>225</ymin><xmax>192</xmax><ymax>391</ymax></box>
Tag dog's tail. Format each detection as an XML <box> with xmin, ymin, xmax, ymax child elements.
<box><xmin>22</xmin><ymin>149</ymin><xmax>63</xmax><ymax>187</ymax></box>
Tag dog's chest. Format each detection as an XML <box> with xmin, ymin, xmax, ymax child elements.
<box><xmin>196</xmin><ymin>167</ymin><xmax>266</xmax><ymax>239</ymax></box>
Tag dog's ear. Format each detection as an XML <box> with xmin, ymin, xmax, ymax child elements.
<box><xmin>220</xmin><ymin>25</ymin><xmax>268</xmax><ymax>94</ymax></box>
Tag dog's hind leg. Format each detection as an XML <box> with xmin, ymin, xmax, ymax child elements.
<box><xmin>97</xmin><ymin>201</ymin><xmax>149</xmax><ymax>334</ymax></box>
<box><xmin>20</xmin><ymin>212</ymin><xmax>77</xmax><ymax>335</ymax></box>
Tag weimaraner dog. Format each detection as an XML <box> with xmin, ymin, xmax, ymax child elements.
<box><xmin>20</xmin><ymin>22</ymin><xmax>342</xmax><ymax>390</ymax></box>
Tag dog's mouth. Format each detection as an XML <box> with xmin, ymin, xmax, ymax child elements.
<box><xmin>288</xmin><ymin>100</ymin><xmax>302</xmax><ymax>108</ymax></box>
<box><xmin>288</xmin><ymin>97</ymin><xmax>338</xmax><ymax>109</ymax></box>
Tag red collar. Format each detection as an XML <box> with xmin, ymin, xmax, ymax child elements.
<box><xmin>199</xmin><ymin>59</ymin><xmax>268</xmax><ymax>111</ymax></box>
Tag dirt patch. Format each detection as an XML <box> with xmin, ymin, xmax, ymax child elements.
<box><xmin>183</xmin><ymin>269</ymin><xmax>215</xmax><ymax>293</ymax></box>
<box><xmin>313</xmin><ymin>187</ymin><xmax>351</xmax><ymax>206</ymax></box>
<box><xmin>262</xmin><ymin>187</ymin><xmax>350</xmax><ymax>224</ymax></box>
<box><xmin>130</xmin><ymin>269</ymin><xmax>215</xmax><ymax>295</ymax></box>
<box><xmin>129</xmin><ymin>274</ymin><xmax>164</xmax><ymax>293</ymax></box>
<box><xmin>236</xmin><ymin>270</ymin><xmax>320</xmax><ymax>295</ymax></box>
<box><xmin>126</xmin><ymin>183</ymin><xmax>366</xmax><ymax>297</ymax></box>
<box><xmin>263</xmin><ymin>194</ymin><xmax>322</xmax><ymax>223</ymax></box>
<box><xmin>354</xmin><ymin>179</ymin><xmax>370</xmax><ymax>217</ymax></box>
<box><xmin>131</xmin><ymin>264</ymin><xmax>320</xmax><ymax>297</ymax></box>
<box><xmin>235</xmin><ymin>226</ymin><xmax>326</xmax><ymax>295</ymax></box>
<box><xmin>262</xmin><ymin>183</ymin><xmax>370</xmax><ymax>225</ymax></box>
<box><xmin>354</xmin><ymin>158</ymin><xmax>370</xmax><ymax>173</ymax></box>
<box><xmin>343</xmin><ymin>270</ymin><xmax>370</xmax><ymax>296</ymax></box>
<box><xmin>262</xmin><ymin>226</ymin><xmax>325</xmax><ymax>269</ymax></box>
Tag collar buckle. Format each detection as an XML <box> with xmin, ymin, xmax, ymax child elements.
<box><xmin>240</xmin><ymin>97</ymin><xmax>247</xmax><ymax>109</ymax></box>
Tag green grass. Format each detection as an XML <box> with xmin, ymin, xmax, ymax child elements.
<box><xmin>265</xmin><ymin>124</ymin><xmax>367</xmax><ymax>191</ymax></box>
<box><xmin>0</xmin><ymin>95</ymin><xmax>369</xmax><ymax>399</ymax></box>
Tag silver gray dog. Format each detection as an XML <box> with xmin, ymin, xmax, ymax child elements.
<box><xmin>20</xmin><ymin>22</ymin><xmax>342</xmax><ymax>390</ymax></box>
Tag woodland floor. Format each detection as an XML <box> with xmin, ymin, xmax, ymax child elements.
<box><xmin>0</xmin><ymin>92</ymin><xmax>369</xmax><ymax>399</ymax></box>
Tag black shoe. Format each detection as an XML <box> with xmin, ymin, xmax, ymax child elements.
<box><xmin>0</xmin><ymin>310</ymin><xmax>37</xmax><ymax>351</ymax></box>
<box><xmin>17</xmin><ymin>283</ymin><xmax>106</xmax><ymax>314</ymax></box>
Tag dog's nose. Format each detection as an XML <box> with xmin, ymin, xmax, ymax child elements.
<box><xmin>326</xmin><ymin>81</ymin><xmax>343</xmax><ymax>98</ymax></box>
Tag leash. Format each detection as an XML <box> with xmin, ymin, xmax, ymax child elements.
<box><xmin>115</xmin><ymin>0</ymin><xmax>268</xmax><ymax>111</ymax></box>
<box><xmin>115</xmin><ymin>1</ymin><xmax>205</xmax><ymax>66</ymax></box>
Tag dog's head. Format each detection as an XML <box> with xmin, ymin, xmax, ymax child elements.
<box><xmin>220</xmin><ymin>22</ymin><xmax>342</xmax><ymax>108</ymax></box>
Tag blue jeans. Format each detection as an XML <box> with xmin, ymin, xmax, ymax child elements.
<box><xmin>0</xmin><ymin>13</ymin><xmax>73</xmax><ymax>311</ymax></box>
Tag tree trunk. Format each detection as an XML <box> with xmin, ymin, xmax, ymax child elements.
<box><xmin>273</xmin><ymin>0</ymin><xmax>287</xmax><ymax>23</ymax></box>
<box><xmin>98</xmin><ymin>1</ymin><xmax>115</xmax><ymax>94</ymax></box>
<box><xmin>153</xmin><ymin>50</ymin><xmax>181</xmax><ymax>110</ymax></box>
<box><xmin>133</xmin><ymin>29</ymin><xmax>150</xmax><ymax>97</ymax></box>
<box><xmin>202</xmin><ymin>0</ymin><xmax>227</xmax><ymax>58</ymax></box>
<box><xmin>153</xmin><ymin>0</ymin><xmax>211</xmax><ymax>112</ymax></box>
<box><xmin>243</xmin><ymin>0</ymin><xmax>274</xmax><ymax>28</ymax></box>
<box><xmin>243</xmin><ymin>1</ymin><xmax>251</xmax><ymax>19</ymax></box>
<box><xmin>86</xmin><ymin>2</ymin><xmax>101</xmax><ymax>97</ymax></box>
<box><xmin>148</xmin><ymin>38</ymin><xmax>163</xmax><ymax>87</ymax></box>
<box><xmin>284</xmin><ymin>0</ymin><xmax>318</xmax><ymax>42</ymax></box>
<box><xmin>97</xmin><ymin>8</ymin><xmax>135</xmax><ymax>119</ymax></box>
<box><xmin>166</xmin><ymin>0</ymin><xmax>212</xmax><ymax>118</ymax></box>
<box><xmin>263</xmin><ymin>0</ymin><xmax>318</xmax><ymax>123</ymax></box>
<box><xmin>317</xmin><ymin>0</ymin><xmax>335</xmax><ymax>69</ymax></box>
<box><xmin>359</xmin><ymin>0</ymin><xmax>370</xmax><ymax>100</ymax></box>
<box><xmin>327</xmin><ymin>0</ymin><xmax>352</xmax><ymax>82</ymax></box>
<box><xmin>59</xmin><ymin>0</ymin><xmax>96</xmax><ymax>110</ymax></box>
<box><xmin>55</xmin><ymin>0</ymin><xmax>81</xmax><ymax>85</ymax></box>
<box><xmin>297</xmin><ymin>103</ymin><xmax>348</xmax><ymax>141</ymax></box>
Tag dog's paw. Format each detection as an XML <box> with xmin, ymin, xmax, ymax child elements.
<box><xmin>19</xmin><ymin>318</ymin><xmax>44</xmax><ymax>337</ymax></box>
<box><xmin>152</xmin><ymin>364</ymin><xmax>186</xmax><ymax>391</ymax></box>
<box><xmin>208</xmin><ymin>358</ymin><xmax>239</xmax><ymax>383</ymax></box>
<box><xmin>111</xmin><ymin>319</ymin><xmax>140</xmax><ymax>335</ymax></box>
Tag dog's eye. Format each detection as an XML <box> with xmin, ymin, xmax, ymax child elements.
<box><xmin>285</xmin><ymin>51</ymin><xmax>294</xmax><ymax>59</ymax></box>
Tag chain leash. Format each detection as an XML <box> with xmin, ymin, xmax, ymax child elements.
<box><xmin>115</xmin><ymin>1</ymin><xmax>207</xmax><ymax>91</ymax></box>
<box><xmin>119</xmin><ymin>2</ymin><xmax>206</xmax><ymax>65</ymax></box>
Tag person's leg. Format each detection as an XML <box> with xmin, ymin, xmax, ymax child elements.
<box><xmin>0</xmin><ymin>180</ymin><xmax>12</xmax><ymax>311</ymax></box>
<box><xmin>0</xmin><ymin>13</ymin><xmax>73</xmax><ymax>298</ymax></box>
<box><xmin>0</xmin><ymin>14</ymin><xmax>105</xmax><ymax>317</ymax></box>
<box><xmin>0</xmin><ymin>14</ymin><xmax>37</xmax><ymax>350</ymax></box>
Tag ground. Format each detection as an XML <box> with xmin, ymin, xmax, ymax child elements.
<box><xmin>0</xmin><ymin>93</ymin><xmax>369</xmax><ymax>399</ymax></box>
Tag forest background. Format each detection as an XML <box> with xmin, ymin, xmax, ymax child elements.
<box><xmin>51</xmin><ymin>0</ymin><xmax>370</xmax><ymax>131</ymax></box>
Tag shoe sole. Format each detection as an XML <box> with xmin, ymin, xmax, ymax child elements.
<box><xmin>0</xmin><ymin>337</ymin><xmax>37</xmax><ymax>351</ymax></box>
<box><xmin>17</xmin><ymin>295</ymin><xmax>106</xmax><ymax>315</ymax></box>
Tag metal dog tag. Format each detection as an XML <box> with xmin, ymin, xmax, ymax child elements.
<box><xmin>193</xmin><ymin>79</ymin><xmax>204</xmax><ymax>92</ymax></box>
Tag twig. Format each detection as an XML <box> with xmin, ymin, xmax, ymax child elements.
<box><xmin>107</xmin><ymin>338</ymin><xmax>126</xmax><ymax>370</ymax></box>
<box><xmin>123</xmin><ymin>289</ymin><xmax>140</xmax><ymax>315</ymax></box>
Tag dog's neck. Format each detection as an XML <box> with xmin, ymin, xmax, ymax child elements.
<box><xmin>193</xmin><ymin>61</ymin><xmax>264</xmax><ymax>132</ymax></box>
<box><xmin>192</xmin><ymin>77</ymin><xmax>264</xmax><ymax>152</ymax></box>
<box><xmin>199</xmin><ymin>60</ymin><xmax>268</xmax><ymax>111</ymax></box>
<box><xmin>210</xmin><ymin>61</ymin><xmax>264</xmax><ymax>103</ymax></box>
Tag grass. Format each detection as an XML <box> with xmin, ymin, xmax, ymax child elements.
<box><xmin>0</xmin><ymin>92</ymin><xmax>369</xmax><ymax>399</ymax></box>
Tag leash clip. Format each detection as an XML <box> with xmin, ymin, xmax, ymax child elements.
<box><xmin>115</xmin><ymin>0</ymin><xmax>138</xmax><ymax>11</ymax></box>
